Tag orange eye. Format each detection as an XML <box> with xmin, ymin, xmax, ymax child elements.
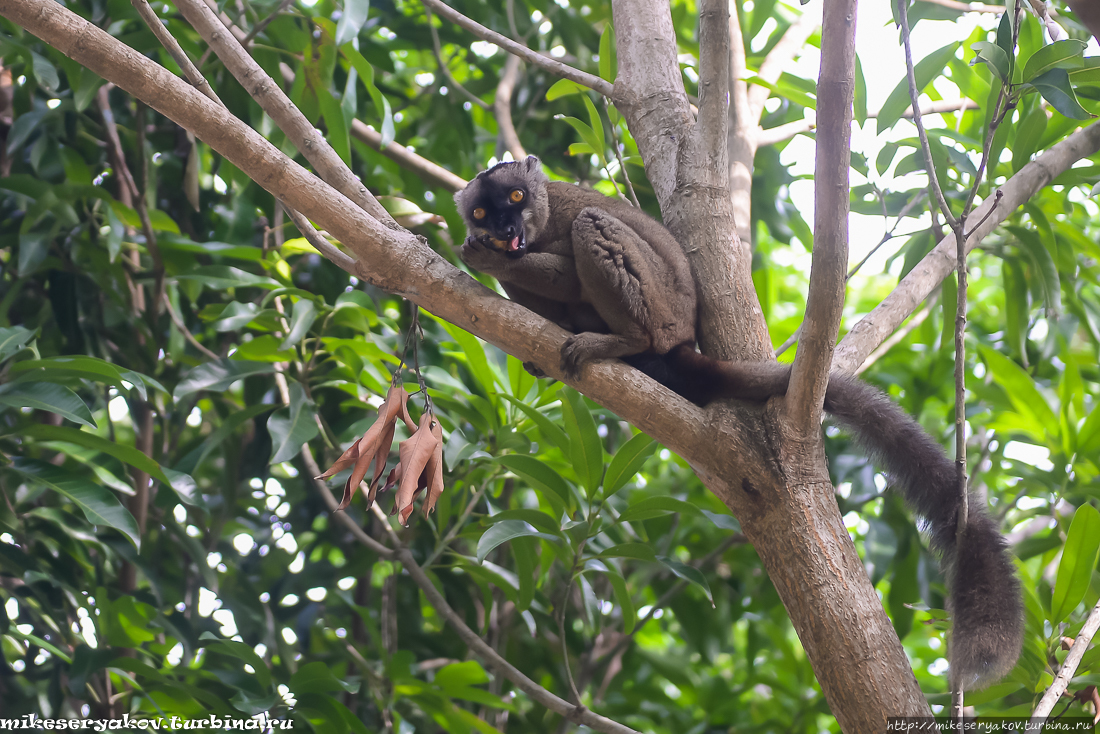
<box><xmin>472</xmin><ymin>207</ymin><xmax>486</xmax><ymax>220</ymax></box>
<box><xmin>509</xmin><ymin>189</ymin><xmax>525</xmax><ymax>203</ymax></box>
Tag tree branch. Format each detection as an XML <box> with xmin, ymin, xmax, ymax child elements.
<box><xmin>420</xmin><ymin>0</ymin><xmax>613</xmax><ymax>98</ymax></box>
<box><xmin>755</xmin><ymin>99</ymin><xmax>979</xmax><ymax>148</ymax></box>
<box><xmin>727</xmin><ymin>3</ymin><xmax>756</xmax><ymax>242</ymax></box>
<box><xmin>747</xmin><ymin>6</ymin><xmax>821</xmax><ymax>123</ymax></box>
<box><xmin>349</xmin><ymin>119</ymin><xmax>468</xmax><ymax>192</ymax></box>
<box><xmin>832</xmin><ymin>119</ymin><xmax>1100</xmax><ymax>373</ymax></box>
<box><xmin>1031</xmin><ymin>598</ymin><xmax>1100</xmax><ymax>722</ymax></box>
<box><xmin>131</xmin><ymin>0</ymin><xmax>222</xmax><ymax>106</ymax></box>
<box><xmin>174</xmin><ymin>0</ymin><xmax>399</xmax><ymax>228</ymax></box>
<box><xmin>784</xmin><ymin>0</ymin><xmax>856</xmax><ymax>433</ymax></box>
<box><xmin>494</xmin><ymin>54</ymin><xmax>526</xmax><ymax>161</ymax></box>
<box><xmin>424</xmin><ymin>4</ymin><xmax>491</xmax><ymax>111</ymax></box>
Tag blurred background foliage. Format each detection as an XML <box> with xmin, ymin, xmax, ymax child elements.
<box><xmin>0</xmin><ymin>0</ymin><xmax>1099</xmax><ymax>730</ymax></box>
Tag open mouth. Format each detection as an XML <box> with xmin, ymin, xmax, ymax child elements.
<box><xmin>490</xmin><ymin>235</ymin><xmax>526</xmax><ymax>257</ymax></box>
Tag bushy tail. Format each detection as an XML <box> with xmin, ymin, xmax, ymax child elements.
<box><xmin>665</xmin><ymin>346</ymin><xmax>1023</xmax><ymax>689</ymax></box>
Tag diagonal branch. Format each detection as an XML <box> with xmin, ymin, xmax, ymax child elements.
<box><xmin>834</xmin><ymin>120</ymin><xmax>1100</xmax><ymax>373</ymax></box>
<box><xmin>746</xmin><ymin>6</ymin><xmax>821</xmax><ymax>123</ymax></box>
<box><xmin>424</xmin><ymin>4</ymin><xmax>491</xmax><ymax>110</ymax></box>
<box><xmin>420</xmin><ymin>0</ymin><xmax>613</xmax><ymax>98</ymax></box>
<box><xmin>494</xmin><ymin>54</ymin><xmax>527</xmax><ymax>161</ymax></box>
<box><xmin>1030</xmin><ymin>597</ymin><xmax>1100</xmax><ymax>722</ymax></box>
<box><xmin>693</xmin><ymin>0</ymin><xmax>730</xmax><ymax>172</ymax></box>
<box><xmin>174</xmin><ymin>0</ymin><xmax>398</xmax><ymax>228</ymax></box>
<box><xmin>784</xmin><ymin>0</ymin><xmax>856</xmax><ymax>433</ymax></box>
<box><xmin>301</xmin><ymin>444</ymin><xmax>640</xmax><ymax>734</ymax></box>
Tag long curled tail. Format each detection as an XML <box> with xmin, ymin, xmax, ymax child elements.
<box><xmin>666</xmin><ymin>345</ymin><xmax>1023</xmax><ymax>689</ymax></box>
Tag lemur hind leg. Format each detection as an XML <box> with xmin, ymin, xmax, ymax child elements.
<box><xmin>560</xmin><ymin>207</ymin><xmax>681</xmax><ymax>378</ymax></box>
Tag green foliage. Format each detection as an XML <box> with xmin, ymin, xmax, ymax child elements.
<box><xmin>0</xmin><ymin>0</ymin><xmax>1099</xmax><ymax>730</ymax></box>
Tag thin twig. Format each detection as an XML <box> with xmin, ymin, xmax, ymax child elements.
<box><xmin>241</xmin><ymin>0</ymin><xmax>294</xmax><ymax>45</ymax></box>
<box><xmin>424</xmin><ymin>4</ymin><xmax>491</xmax><ymax>110</ymax></box>
<box><xmin>175</xmin><ymin>0</ymin><xmax>399</xmax><ymax>227</ymax></box>
<box><xmin>1031</xmin><ymin>598</ymin><xmax>1100</xmax><ymax>721</ymax></box>
<box><xmin>130</xmin><ymin>0</ymin><xmax>223</xmax><ymax>106</ymax></box>
<box><xmin>494</xmin><ymin>54</ymin><xmax>527</xmax><ymax>161</ymax></box>
<box><xmin>419</xmin><ymin>0</ymin><xmax>614</xmax><ymax>98</ymax></box>
<box><xmin>282</xmin><ymin>206</ymin><xmax>359</xmax><ymax>273</ymax></box>
<box><xmin>162</xmin><ymin>294</ymin><xmax>219</xmax><ymax>360</ymax></box>
<box><xmin>420</xmin><ymin>482</ymin><xmax>490</xmax><ymax>567</ymax></box>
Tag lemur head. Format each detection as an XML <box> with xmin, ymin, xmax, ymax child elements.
<box><xmin>454</xmin><ymin>156</ymin><xmax>550</xmax><ymax>258</ymax></box>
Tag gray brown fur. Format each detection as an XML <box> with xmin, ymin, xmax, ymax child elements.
<box><xmin>455</xmin><ymin>157</ymin><xmax>696</xmax><ymax>375</ymax></box>
<box><xmin>456</xmin><ymin>157</ymin><xmax>1022</xmax><ymax>688</ymax></box>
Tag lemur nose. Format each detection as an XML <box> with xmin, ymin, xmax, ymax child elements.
<box><xmin>503</xmin><ymin>225</ymin><xmax>516</xmax><ymax>238</ymax></box>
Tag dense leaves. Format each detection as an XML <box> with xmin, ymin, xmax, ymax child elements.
<box><xmin>0</xmin><ymin>0</ymin><xmax>1099</xmax><ymax>731</ymax></box>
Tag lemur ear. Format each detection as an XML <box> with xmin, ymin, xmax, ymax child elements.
<box><xmin>524</xmin><ymin>155</ymin><xmax>541</xmax><ymax>172</ymax></box>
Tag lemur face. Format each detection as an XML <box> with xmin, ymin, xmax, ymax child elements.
<box><xmin>456</xmin><ymin>158</ymin><xmax>546</xmax><ymax>259</ymax></box>
<box><xmin>463</xmin><ymin>181</ymin><xmax>530</xmax><ymax>258</ymax></box>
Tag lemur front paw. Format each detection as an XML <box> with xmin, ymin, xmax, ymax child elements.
<box><xmin>522</xmin><ymin>361</ymin><xmax>547</xmax><ymax>378</ymax></box>
<box><xmin>560</xmin><ymin>334</ymin><xmax>595</xmax><ymax>380</ymax></box>
<box><xmin>459</xmin><ymin>236</ymin><xmax>505</xmax><ymax>274</ymax></box>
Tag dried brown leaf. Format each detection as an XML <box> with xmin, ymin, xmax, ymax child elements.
<box><xmin>394</xmin><ymin>412</ymin><xmax>439</xmax><ymax>525</ymax></box>
<box><xmin>329</xmin><ymin>385</ymin><xmax>414</xmax><ymax>510</ymax></box>
<box><xmin>422</xmin><ymin>418</ymin><xmax>445</xmax><ymax>516</ymax></box>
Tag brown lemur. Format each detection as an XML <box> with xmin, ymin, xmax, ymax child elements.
<box><xmin>455</xmin><ymin>155</ymin><xmax>1022</xmax><ymax>689</ymax></box>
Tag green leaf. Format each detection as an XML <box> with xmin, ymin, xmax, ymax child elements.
<box><xmin>558</xmin><ymin>116</ymin><xmax>605</xmax><ymax>162</ymax></box>
<box><xmin>603</xmin><ymin>567</ymin><xmax>635</xmax><ymax>633</ymax></box>
<box><xmin>318</xmin><ymin>86</ymin><xmax>351</xmax><ymax>166</ymax></box>
<box><xmin>20</xmin><ymin>424</ymin><xmax>184</xmax><ymax>492</ymax></box>
<box><xmin>173</xmin><ymin>360</ymin><xmax>275</xmax><ymax>401</ymax></box>
<box><xmin>268</xmin><ymin>382</ymin><xmax>320</xmax><ymax>464</ymax></box>
<box><xmin>0</xmin><ymin>382</ymin><xmax>95</xmax><ymax>428</ymax></box>
<box><xmin>435</xmin><ymin>316</ymin><xmax>500</xmax><ymax>394</ymax></box>
<box><xmin>214</xmin><ymin>301</ymin><xmax>260</xmax><ymax>331</ymax></box>
<box><xmin>1007</xmin><ymin>225</ymin><xmax>1061</xmax><ymax>317</ymax></box>
<box><xmin>1025</xmin><ymin>68</ymin><xmax>1092</xmax><ymax>121</ymax></box>
<box><xmin>561</xmin><ymin>389</ymin><xmax>603</xmax><ymax>497</ymax></box>
<box><xmin>546</xmin><ymin>78</ymin><xmax>587</xmax><ymax>101</ymax></box>
<box><xmin>1012</xmin><ymin>108</ymin><xmax>1048</xmax><ymax>173</ymax></box>
<box><xmin>175</xmin><ymin>265</ymin><xmax>279</xmax><ymax>290</ymax></box>
<box><xmin>700</xmin><ymin>509</ymin><xmax>741</xmax><ymax>532</ymax></box>
<box><xmin>280</xmin><ymin>298</ymin><xmax>318</xmax><ymax>349</ymax></box>
<box><xmin>657</xmin><ymin>555</ymin><xmax>714</xmax><ymax>606</ymax></box>
<box><xmin>0</xmin><ymin>326</ymin><xmax>35</xmax><ymax>363</ymax></box>
<box><xmin>174</xmin><ymin>403</ymin><xmax>274</xmax><ymax>475</ymax></box>
<box><xmin>10</xmin><ymin>356</ymin><xmax>165</xmax><ymax>400</ymax></box>
<box><xmin>435</xmin><ymin>660</ymin><xmax>489</xmax><ymax>688</ymax></box>
<box><xmin>1002</xmin><ymin>259</ymin><xmax>1030</xmax><ymax>365</ymax></box>
<box><xmin>30</xmin><ymin>51</ymin><xmax>59</xmax><ymax>91</ymax></box>
<box><xmin>8</xmin><ymin>458</ymin><xmax>140</xmax><ymax>548</ymax></box>
<box><xmin>1078</xmin><ymin>405</ymin><xmax>1100</xmax><ymax>455</ymax></box>
<box><xmin>290</xmin><ymin>660</ymin><xmax>359</xmax><ymax>694</ymax></box>
<box><xmin>617</xmin><ymin>495</ymin><xmax>697</xmax><ymax>524</ymax></box>
<box><xmin>879</xmin><ymin>43</ymin><xmax>959</xmax><ymax>134</ymax></box>
<box><xmin>979</xmin><ymin>346</ymin><xmax>1059</xmax><ymax>440</ymax></box>
<box><xmin>511</xmin><ymin>536</ymin><xmax>538</xmax><ymax>611</ymax></box>
<box><xmin>970</xmin><ymin>41</ymin><xmax>1011</xmax><ymax>84</ymax></box>
<box><xmin>495</xmin><ymin>453</ymin><xmax>572</xmax><ymax>510</ymax></box>
<box><xmin>500</xmin><ymin>395</ymin><xmax>569</xmax><ymax>452</ymax></box>
<box><xmin>1050</xmin><ymin>504</ymin><xmax>1100</xmax><ymax>624</ymax></box>
<box><xmin>598</xmin><ymin>24</ymin><xmax>616</xmax><ymax>82</ymax></box>
<box><xmin>199</xmin><ymin>631</ymin><xmax>272</xmax><ymax>689</ymax></box>
<box><xmin>599</xmin><ymin>543</ymin><xmax>656</xmax><ymax>562</ymax></box>
<box><xmin>476</xmin><ymin>520</ymin><xmax>558</xmax><ymax>564</ymax></box>
<box><xmin>602</xmin><ymin>433</ymin><xmax>657</xmax><ymax>499</ymax></box>
<box><xmin>335</xmin><ymin>0</ymin><xmax>371</xmax><ymax>46</ymax></box>
<box><xmin>18</xmin><ymin>232</ymin><xmax>51</xmax><ymax>276</ymax></box>
<box><xmin>486</xmin><ymin>508</ymin><xmax>562</xmax><ymax>535</ymax></box>
<box><xmin>1021</xmin><ymin>39</ymin><xmax>1087</xmax><ymax>83</ymax></box>
<box><xmin>583</xmin><ymin>95</ymin><xmax>607</xmax><ymax>163</ymax></box>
